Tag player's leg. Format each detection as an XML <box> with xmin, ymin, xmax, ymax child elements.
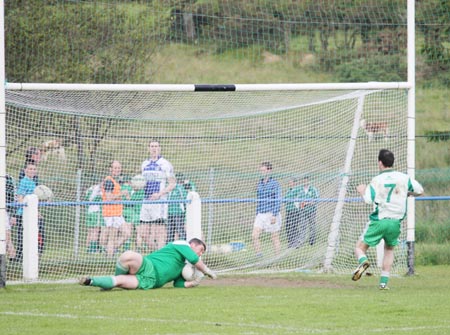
<box><xmin>297</xmin><ymin>210</ymin><xmax>308</xmax><ymax>246</ymax></box>
<box><xmin>154</xmin><ymin>204</ymin><xmax>168</xmax><ymax>248</ymax></box>
<box><xmin>379</xmin><ymin>245</ymin><xmax>395</xmax><ymax>289</ymax></box>
<box><xmin>166</xmin><ymin>215</ymin><xmax>176</xmax><ymax>243</ymax></box>
<box><xmin>152</xmin><ymin>223</ymin><xmax>167</xmax><ymax>249</ymax></box>
<box><xmin>176</xmin><ymin>215</ymin><xmax>186</xmax><ymax>241</ymax></box>
<box><xmin>352</xmin><ymin>239</ymin><xmax>370</xmax><ymax>280</ymax></box>
<box><xmin>252</xmin><ymin>226</ymin><xmax>263</xmax><ymax>256</ymax></box>
<box><xmin>308</xmin><ymin>211</ymin><xmax>317</xmax><ymax>245</ymax></box>
<box><xmin>6</xmin><ymin>226</ymin><xmax>16</xmax><ymax>259</ymax></box>
<box><xmin>269</xmin><ymin>213</ymin><xmax>282</xmax><ymax>255</ymax></box>
<box><xmin>139</xmin><ymin>204</ymin><xmax>153</xmax><ymax>252</ymax></box>
<box><xmin>285</xmin><ymin>211</ymin><xmax>294</xmax><ymax>248</ymax></box>
<box><xmin>80</xmin><ymin>251</ymin><xmax>143</xmax><ymax>289</ymax></box>
<box><xmin>80</xmin><ymin>274</ymin><xmax>139</xmax><ymax>290</ymax></box>
<box><xmin>117</xmin><ymin>221</ymin><xmax>132</xmax><ymax>251</ymax></box>
<box><xmin>271</xmin><ymin>231</ymin><xmax>281</xmax><ymax>255</ymax></box>
<box><xmin>116</xmin><ymin>250</ymin><xmax>143</xmax><ymax>275</ymax></box>
<box><xmin>379</xmin><ymin>219</ymin><xmax>401</xmax><ymax>289</ymax></box>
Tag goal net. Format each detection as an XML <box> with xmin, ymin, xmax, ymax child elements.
<box><xmin>4</xmin><ymin>86</ymin><xmax>408</xmax><ymax>282</ymax></box>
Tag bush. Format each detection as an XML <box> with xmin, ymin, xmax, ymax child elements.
<box><xmin>334</xmin><ymin>55</ymin><xmax>406</xmax><ymax>82</ymax></box>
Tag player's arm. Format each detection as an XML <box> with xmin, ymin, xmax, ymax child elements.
<box><xmin>408</xmin><ymin>179</ymin><xmax>424</xmax><ymax>197</ymax></box>
<box><xmin>157</xmin><ymin>174</ymin><xmax>176</xmax><ymax>198</ymax></box>
<box><xmin>194</xmin><ymin>258</ymin><xmax>217</xmax><ymax>279</ymax></box>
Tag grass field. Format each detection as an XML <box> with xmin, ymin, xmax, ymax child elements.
<box><xmin>1</xmin><ymin>266</ymin><xmax>449</xmax><ymax>335</ymax></box>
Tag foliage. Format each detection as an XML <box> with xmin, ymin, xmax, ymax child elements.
<box><xmin>424</xmin><ymin>130</ymin><xmax>450</xmax><ymax>142</ymax></box>
<box><xmin>4</xmin><ymin>1</ymin><xmax>448</xmax><ymax>85</ymax></box>
<box><xmin>334</xmin><ymin>55</ymin><xmax>406</xmax><ymax>82</ymax></box>
<box><xmin>416</xmin><ymin>0</ymin><xmax>450</xmax><ymax>74</ymax></box>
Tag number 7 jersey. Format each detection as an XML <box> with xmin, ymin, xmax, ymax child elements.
<box><xmin>363</xmin><ymin>169</ymin><xmax>424</xmax><ymax>221</ymax></box>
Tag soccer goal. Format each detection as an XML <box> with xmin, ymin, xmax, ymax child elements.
<box><xmin>2</xmin><ymin>82</ymin><xmax>415</xmax><ymax>283</ymax></box>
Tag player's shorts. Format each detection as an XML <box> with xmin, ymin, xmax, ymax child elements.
<box><xmin>140</xmin><ymin>203</ymin><xmax>168</xmax><ymax>223</ymax></box>
<box><xmin>254</xmin><ymin>212</ymin><xmax>282</xmax><ymax>233</ymax></box>
<box><xmin>86</xmin><ymin>211</ymin><xmax>102</xmax><ymax>228</ymax></box>
<box><xmin>362</xmin><ymin>218</ymin><xmax>401</xmax><ymax>247</ymax></box>
<box><xmin>136</xmin><ymin>257</ymin><xmax>157</xmax><ymax>290</ymax></box>
<box><xmin>103</xmin><ymin>216</ymin><xmax>126</xmax><ymax>229</ymax></box>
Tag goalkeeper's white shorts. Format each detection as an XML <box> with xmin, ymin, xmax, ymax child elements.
<box><xmin>254</xmin><ymin>212</ymin><xmax>281</xmax><ymax>233</ymax></box>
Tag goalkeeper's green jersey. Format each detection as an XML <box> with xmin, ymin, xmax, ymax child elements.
<box><xmin>146</xmin><ymin>240</ymin><xmax>199</xmax><ymax>288</ymax></box>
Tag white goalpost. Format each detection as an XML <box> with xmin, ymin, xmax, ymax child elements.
<box><xmin>0</xmin><ymin>1</ymin><xmax>417</xmax><ymax>285</ymax></box>
<box><xmin>2</xmin><ymin>83</ymin><xmax>414</xmax><ymax>283</ymax></box>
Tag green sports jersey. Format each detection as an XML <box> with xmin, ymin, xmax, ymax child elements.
<box><xmin>123</xmin><ymin>185</ymin><xmax>145</xmax><ymax>223</ymax></box>
<box><xmin>285</xmin><ymin>186</ymin><xmax>302</xmax><ymax>212</ymax></box>
<box><xmin>146</xmin><ymin>240</ymin><xmax>200</xmax><ymax>288</ymax></box>
<box><xmin>168</xmin><ymin>184</ymin><xmax>188</xmax><ymax>215</ymax></box>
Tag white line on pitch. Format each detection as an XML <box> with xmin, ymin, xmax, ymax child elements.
<box><xmin>1</xmin><ymin>311</ymin><xmax>449</xmax><ymax>334</ymax></box>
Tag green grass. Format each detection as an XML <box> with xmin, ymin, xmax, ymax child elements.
<box><xmin>1</xmin><ymin>265</ymin><xmax>449</xmax><ymax>335</ymax></box>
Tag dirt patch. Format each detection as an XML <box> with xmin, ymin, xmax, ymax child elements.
<box><xmin>201</xmin><ymin>276</ymin><xmax>348</xmax><ymax>289</ymax></box>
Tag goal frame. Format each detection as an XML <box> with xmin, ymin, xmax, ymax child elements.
<box><xmin>0</xmin><ymin>0</ymin><xmax>416</xmax><ymax>285</ymax></box>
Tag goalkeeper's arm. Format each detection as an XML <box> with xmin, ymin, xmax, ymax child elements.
<box><xmin>195</xmin><ymin>259</ymin><xmax>217</xmax><ymax>279</ymax></box>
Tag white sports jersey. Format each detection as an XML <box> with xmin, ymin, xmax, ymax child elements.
<box><xmin>141</xmin><ymin>156</ymin><xmax>174</xmax><ymax>199</ymax></box>
<box><xmin>363</xmin><ymin>170</ymin><xmax>423</xmax><ymax>221</ymax></box>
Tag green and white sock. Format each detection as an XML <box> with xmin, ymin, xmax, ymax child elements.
<box><xmin>358</xmin><ymin>255</ymin><xmax>368</xmax><ymax>264</ymax></box>
<box><xmin>91</xmin><ymin>276</ymin><xmax>116</xmax><ymax>289</ymax></box>
<box><xmin>380</xmin><ymin>271</ymin><xmax>389</xmax><ymax>285</ymax></box>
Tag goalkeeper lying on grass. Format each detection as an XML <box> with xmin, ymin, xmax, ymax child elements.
<box><xmin>80</xmin><ymin>238</ymin><xmax>217</xmax><ymax>290</ymax></box>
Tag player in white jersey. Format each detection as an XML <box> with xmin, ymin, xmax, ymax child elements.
<box><xmin>139</xmin><ymin>139</ymin><xmax>176</xmax><ymax>251</ymax></box>
<box><xmin>352</xmin><ymin>149</ymin><xmax>424</xmax><ymax>289</ymax></box>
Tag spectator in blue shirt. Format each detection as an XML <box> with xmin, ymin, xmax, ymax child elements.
<box><xmin>14</xmin><ymin>163</ymin><xmax>38</xmax><ymax>261</ymax></box>
<box><xmin>252</xmin><ymin>162</ymin><xmax>282</xmax><ymax>257</ymax></box>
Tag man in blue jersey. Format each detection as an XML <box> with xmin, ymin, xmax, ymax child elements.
<box><xmin>352</xmin><ymin>149</ymin><xmax>424</xmax><ymax>289</ymax></box>
<box><xmin>252</xmin><ymin>161</ymin><xmax>282</xmax><ymax>256</ymax></box>
<box><xmin>139</xmin><ymin>139</ymin><xmax>176</xmax><ymax>251</ymax></box>
<box><xmin>79</xmin><ymin>238</ymin><xmax>217</xmax><ymax>290</ymax></box>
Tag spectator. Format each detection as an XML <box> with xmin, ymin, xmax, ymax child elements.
<box><xmin>79</xmin><ymin>238</ymin><xmax>216</xmax><ymax>290</ymax></box>
<box><xmin>85</xmin><ymin>180</ymin><xmax>103</xmax><ymax>253</ymax></box>
<box><xmin>122</xmin><ymin>175</ymin><xmax>145</xmax><ymax>252</ymax></box>
<box><xmin>352</xmin><ymin>149</ymin><xmax>424</xmax><ymax>289</ymax></box>
<box><xmin>14</xmin><ymin>163</ymin><xmax>38</xmax><ymax>261</ymax></box>
<box><xmin>100</xmin><ymin>161</ymin><xmax>130</xmax><ymax>258</ymax></box>
<box><xmin>139</xmin><ymin>139</ymin><xmax>176</xmax><ymax>251</ymax></box>
<box><xmin>166</xmin><ymin>173</ymin><xmax>195</xmax><ymax>243</ymax></box>
<box><xmin>284</xmin><ymin>177</ymin><xmax>303</xmax><ymax>248</ymax></box>
<box><xmin>18</xmin><ymin>147</ymin><xmax>46</xmax><ymax>255</ymax></box>
<box><xmin>252</xmin><ymin>162</ymin><xmax>282</xmax><ymax>257</ymax></box>
<box><xmin>297</xmin><ymin>176</ymin><xmax>320</xmax><ymax>246</ymax></box>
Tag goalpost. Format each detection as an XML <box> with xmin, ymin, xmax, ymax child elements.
<box><xmin>1</xmin><ymin>1</ymin><xmax>416</xmax><ymax>285</ymax></box>
<box><xmin>3</xmin><ymin>82</ymin><xmax>413</xmax><ymax>282</ymax></box>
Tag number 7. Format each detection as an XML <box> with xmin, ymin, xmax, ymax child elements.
<box><xmin>384</xmin><ymin>184</ymin><xmax>396</xmax><ymax>202</ymax></box>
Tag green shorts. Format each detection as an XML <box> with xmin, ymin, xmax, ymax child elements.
<box><xmin>363</xmin><ymin>218</ymin><xmax>401</xmax><ymax>247</ymax></box>
<box><xmin>86</xmin><ymin>212</ymin><xmax>103</xmax><ymax>228</ymax></box>
<box><xmin>136</xmin><ymin>258</ymin><xmax>157</xmax><ymax>290</ymax></box>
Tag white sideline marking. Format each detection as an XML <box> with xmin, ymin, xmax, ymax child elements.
<box><xmin>1</xmin><ymin>311</ymin><xmax>449</xmax><ymax>334</ymax></box>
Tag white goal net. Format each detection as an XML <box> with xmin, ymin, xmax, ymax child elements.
<box><xmin>4</xmin><ymin>86</ymin><xmax>408</xmax><ymax>282</ymax></box>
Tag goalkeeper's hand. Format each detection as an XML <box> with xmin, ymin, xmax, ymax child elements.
<box><xmin>203</xmin><ymin>267</ymin><xmax>217</xmax><ymax>280</ymax></box>
<box><xmin>188</xmin><ymin>276</ymin><xmax>203</xmax><ymax>288</ymax></box>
